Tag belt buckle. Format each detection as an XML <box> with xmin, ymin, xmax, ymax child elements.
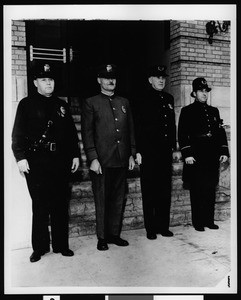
<box><xmin>50</xmin><ymin>142</ymin><xmax>56</xmax><ymax>151</ymax></box>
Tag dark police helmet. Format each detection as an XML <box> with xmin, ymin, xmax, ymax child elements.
<box><xmin>191</xmin><ymin>77</ymin><xmax>211</xmax><ymax>97</ymax></box>
<box><xmin>97</xmin><ymin>64</ymin><xmax>117</xmax><ymax>79</ymax></box>
<box><xmin>33</xmin><ymin>63</ymin><xmax>55</xmax><ymax>79</ymax></box>
<box><xmin>148</xmin><ymin>65</ymin><xmax>169</xmax><ymax>78</ymax></box>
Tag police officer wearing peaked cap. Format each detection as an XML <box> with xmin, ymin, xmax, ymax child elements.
<box><xmin>81</xmin><ymin>63</ymin><xmax>136</xmax><ymax>251</ymax></box>
<box><xmin>12</xmin><ymin>63</ymin><xmax>80</xmax><ymax>262</ymax></box>
<box><xmin>178</xmin><ymin>77</ymin><xmax>229</xmax><ymax>231</ymax></box>
<box><xmin>135</xmin><ymin>65</ymin><xmax>176</xmax><ymax>240</ymax></box>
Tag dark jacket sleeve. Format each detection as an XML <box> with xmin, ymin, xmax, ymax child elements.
<box><xmin>178</xmin><ymin>107</ymin><xmax>194</xmax><ymax>159</ymax></box>
<box><xmin>11</xmin><ymin>99</ymin><xmax>28</xmax><ymax>162</ymax></box>
<box><xmin>214</xmin><ymin>107</ymin><xmax>230</xmax><ymax>157</ymax></box>
<box><xmin>81</xmin><ymin>98</ymin><xmax>98</xmax><ymax>163</ymax></box>
<box><xmin>127</xmin><ymin>100</ymin><xmax>136</xmax><ymax>157</ymax></box>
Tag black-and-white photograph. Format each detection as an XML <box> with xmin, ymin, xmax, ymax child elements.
<box><xmin>4</xmin><ymin>4</ymin><xmax>237</xmax><ymax>295</ymax></box>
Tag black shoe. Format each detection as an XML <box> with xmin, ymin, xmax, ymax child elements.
<box><xmin>194</xmin><ymin>226</ymin><xmax>205</xmax><ymax>231</ymax></box>
<box><xmin>53</xmin><ymin>249</ymin><xmax>74</xmax><ymax>256</ymax></box>
<box><xmin>206</xmin><ymin>224</ymin><xmax>219</xmax><ymax>230</ymax></box>
<box><xmin>146</xmin><ymin>232</ymin><xmax>157</xmax><ymax>240</ymax></box>
<box><xmin>30</xmin><ymin>251</ymin><xmax>42</xmax><ymax>263</ymax></box>
<box><xmin>107</xmin><ymin>236</ymin><xmax>129</xmax><ymax>246</ymax></box>
<box><xmin>97</xmin><ymin>239</ymin><xmax>109</xmax><ymax>251</ymax></box>
<box><xmin>157</xmin><ymin>230</ymin><xmax>174</xmax><ymax>237</ymax></box>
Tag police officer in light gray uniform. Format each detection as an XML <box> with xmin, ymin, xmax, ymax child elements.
<box><xmin>81</xmin><ymin>64</ymin><xmax>136</xmax><ymax>251</ymax></box>
<box><xmin>178</xmin><ymin>77</ymin><xmax>229</xmax><ymax>231</ymax></box>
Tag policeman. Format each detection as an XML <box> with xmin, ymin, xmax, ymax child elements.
<box><xmin>178</xmin><ymin>77</ymin><xmax>229</xmax><ymax>231</ymax></box>
<box><xmin>81</xmin><ymin>64</ymin><xmax>136</xmax><ymax>251</ymax></box>
<box><xmin>12</xmin><ymin>63</ymin><xmax>80</xmax><ymax>262</ymax></box>
<box><xmin>135</xmin><ymin>65</ymin><xmax>176</xmax><ymax>240</ymax></box>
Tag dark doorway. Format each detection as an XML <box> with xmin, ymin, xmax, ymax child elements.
<box><xmin>26</xmin><ymin>20</ymin><xmax>170</xmax><ymax>103</ymax></box>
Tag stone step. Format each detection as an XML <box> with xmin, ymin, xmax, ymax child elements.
<box><xmin>68</xmin><ymin>176</ymin><xmax>231</xmax><ymax>238</ymax></box>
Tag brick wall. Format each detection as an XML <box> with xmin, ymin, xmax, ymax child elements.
<box><xmin>170</xmin><ymin>20</ymin><xmax>231</xmax><ymax>126</ymax></box>
<box><xmin>12</xmin><ymin>20</ymin><xmax>28</xmax><ymax>113</ymax></box>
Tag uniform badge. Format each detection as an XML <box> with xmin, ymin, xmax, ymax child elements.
<box><xmin>168</xmin><ymin>103</ymin><xmax>173</xmax><ymax>110</ymax></box>
<box><xmin>58</xmin><ymin>106</ymin><xmax>66</xmax><ymax>117</ymax></box>
<box><xmin>121</xmin><ymin>105</ymin><xmax>126</xmax><ymax>113</ymax></box>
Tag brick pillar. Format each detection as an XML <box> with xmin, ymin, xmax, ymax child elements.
<box><xmin>169</xmin><ymin>20</ymin><xmax>231</xmax><ymax>128</ymax></box>
<box><xmin>12</xmin><ymin>20</ymin><xmax>28</xmax><ymax>119</ymax></box>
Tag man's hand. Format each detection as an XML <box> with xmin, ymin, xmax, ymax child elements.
<box><xmin>128</xmin><ymin>155</ymin><xmax>135</xmax><ymax>170</ymax></box>
<box><xmin>185</xmin><ymin>156</ymin><xmax>196</xmax><ymax>165</ymax></box>
<box><xmin>135</xmin><ymin>153</ymin><xmax>142</xmax><ymax>165</ymax></box>
<box><xmin>71</xmin><ymin>157</ymin><xmax>80</xmax><ymax>173</ymax></box>
<box><xmin>17</xmin><ymin>159</ymin><xmax>30</xmax><ymax>177</ymax></box>
<box><xmin>90</xmin><ymin>159</ymin><xmax>102</xmax><ymax>174</ymax></box>
<box><xmin>220</xmin><ymin>155</ymin><xmax>228</xmax><ymax>163</ymax></box>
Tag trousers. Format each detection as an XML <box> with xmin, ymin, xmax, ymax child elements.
<box><xmin>140</xmin><ymin>149</ymin><xmax>173</xmax><ymax>233</ymax></box>
<box><xmin>25</xmin><ymin>151</ymin><xmax>71</xmax><ymax>252</ymax></box>
<box><xmin>90</xmin><ymin>167</ymin><xmax>127</xmax><ymax>239</ymax></box>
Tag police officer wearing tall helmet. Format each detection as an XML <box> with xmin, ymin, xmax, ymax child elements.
<box><xmin>81</xmin><ymin>64</ymin><xmax>136</xmax><ymax>251</ymax></box>
<box><xmin>12</xmin><ymin>63</ymin><xmax>80</xmax><ymax>262</ymax></box>
<box><xmin>178</xmin><ymin>77</ymin><xmax>229</xmax><ymax>231</ymax></box>
<box><xmin>135</xmin><ymin>65</ymin><xmax>176</xmax><ymax>240</ymax></box>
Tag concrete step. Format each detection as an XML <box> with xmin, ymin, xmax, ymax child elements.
<box><xmin>68</xmin><ymin>174</ymin><xmax>231</xmax><ymax>238</ymax></box>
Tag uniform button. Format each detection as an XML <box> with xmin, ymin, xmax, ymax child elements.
<box><xmin>117</xmin><ymin>140</ymin><xmax>120</xmax><ymax>143</ymax></box>
<box><xmin>116</xmin><ymin>129</ymin><xmax>119</xmax><ymax>132</ymax></box>
<box><xmin>115</xmin><ymin>118</ymin><xmax>118</xmax><ymax>121</ymax></box>
<box><xmin>113</xmin><ymin>107</ymin><xmax>116</xmax><ymax>110</ymax></box>
<box><xmin>165</xmin><ymin>134</ymin><xmax>167</xmax><ymax>137</ymax></box>
<box><xmin>165</xmin><ymin>124</ymin><xmax>167</xmax><ymax>126</ymax></box>
<box><xmin>164</xmin><ymin>115</ymin><xmax>167</xmax><ymax>117</ymax></box>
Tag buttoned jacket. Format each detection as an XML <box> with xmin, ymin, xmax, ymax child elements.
<box><xmin>12</xmin><ymin>92</ymin><xmax>80</xmax><ymax>162</ymax></box>
<box><xmin>135</xmin><ymin>89</ymin><xmax>176</xmax><ymax>155</ymax></box>
<box><xmin>178</xmin><ymin>100</ymin><xmax>229</xmax><ymax>165</ymax></box>
<box><xmin>81</xmin><ymin>93</ymin><xmax>136</xmax><ymax>167</ymax></box>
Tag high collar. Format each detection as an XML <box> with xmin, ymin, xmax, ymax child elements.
<box><xmin>194</xmin><ymin>100</ymin><xmax>208</xmax><ymax>107</ymax></box>
<box><xmin>101</xmin><ymin>92</ymin><xmax>115</xmax><ymax>99</ymax></box>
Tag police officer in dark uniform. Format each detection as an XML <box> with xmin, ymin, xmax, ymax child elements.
<box><xmin>12</xmin><ymin>63</ymin><xmax>80</xmax><ymax>262</ymax></box>
<box><xmin>135</xmin><ymin>65</ymin><xmax>176</xmax><ymax>240</ymax></box>
<box><xmin>81</xmin><ymin>64</ymin><xmax>136</xmax><ymax>251</ymax></box>
<box><xmin>178</xmin><ymin>77</ymin><xmax>229</xmax><ymax>231</ymax></box>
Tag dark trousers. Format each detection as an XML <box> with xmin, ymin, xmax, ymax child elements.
<box><xmin>25</xmin><ymin>152</ymin><xmax>71</xmax><ymax>252</ymax></box>
<box><xmin>140</xmin><ymin>149</ymin><xmax>173</xmax><ymax>233</ymax></box>
<box><xmin>90</xmin><ymin>167</ymin><xmax>127</xmax><ymax>239</ymax></box>
<box><xmin>189</xmin><ymin>167</ymin><xmax>217</xmax><ymax>228</ymax></box>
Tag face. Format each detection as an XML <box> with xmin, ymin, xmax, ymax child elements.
<box><xmin>148</xmin><ymin>76</ymin><xmax>166</xmax><ymax>91</ymax></box>
<box><xmin>34</xmin><ymin>77</ymin><xmax>55</xmax><ymax>97</ymax></box>
<box><xmin>193</xmin><ymin>89</ymin><xmax>209</xmax><ymax>103</ymax></box>
<box><xmin>97</xmin><ymin>77</ymin><xmax>116</xmax><ymax>94</ymax></box>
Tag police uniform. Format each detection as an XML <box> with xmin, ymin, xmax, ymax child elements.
<box><xmin>81</xmin><ymin>64</ymin><xmax>136</xmax><ymax>248</ymax></box>
<box><xmin>12</xmin><ymin>64</ymin><xmax>79</xmax><ymax>260</ymax></box>
<box><xmin>178</xmin><ymin>78</ymin><xmax>229</xmax><ymax>230</ymax></box>
<box><xmin>136</xmin><ymin>65</ymin><xmax>176</xmax><ymax>237</ymax></box>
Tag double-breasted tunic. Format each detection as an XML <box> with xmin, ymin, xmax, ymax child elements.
<box><xmin>178</xmin><ymin>100</ymin><xmax>229</xmax><ymax>227</ymax></box>
<box><xmin>12</xmin><ymin>92</ymin><xmax>79</xmax><ymax>252</ymax></box>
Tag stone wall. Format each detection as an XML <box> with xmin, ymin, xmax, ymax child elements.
<box><xmin>68</xmin><ymin>158</ymin><xmax>231</xmax><ymax>237</ymax></box>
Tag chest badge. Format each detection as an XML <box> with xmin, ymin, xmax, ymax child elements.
<box><xmin>121</xmin><ymin>105</ymin><xmax>126</xmax><ymax>113</ymax></box>
<box><xmin>58</xmin><ymin>106</ymin><xmax>66</xmax><ymax>117</ymax></box>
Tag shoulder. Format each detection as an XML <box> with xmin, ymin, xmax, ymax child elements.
<box><xmin>85</xmin><ymin>94</ymin><xmax>101</xmax><ymax>103</ymax></box>
<box><xmin>163</xmin><ymin>91</ymin><xmax>174</xmax><ymax>102</ymax></box>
